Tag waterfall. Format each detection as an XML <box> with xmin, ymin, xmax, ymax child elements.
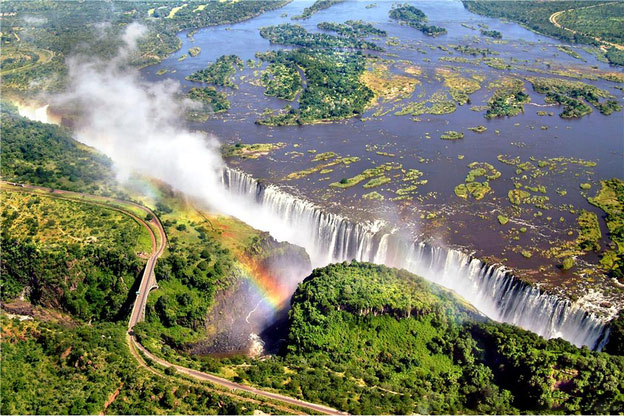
<box><xmin>221</xmin><ymin>168</ymin><xmax>611</xmax><ymax>350</ymax></box>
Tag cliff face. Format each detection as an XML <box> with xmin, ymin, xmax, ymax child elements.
<box><xmin>191</xmin><ymin>232</ymin><xmax>311</xmax><ymax>357</ymax></box>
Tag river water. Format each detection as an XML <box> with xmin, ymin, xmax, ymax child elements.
<box><xmin>141</xmin><ymin>0</ymin><xmax>623</xmax><ymax>303</ymax></box>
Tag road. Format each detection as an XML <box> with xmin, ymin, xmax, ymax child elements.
<box><xmin>2</xmin><ymin>182</ymin><xmax>345</xmax><ymax>415</ymax></box>
<box><xmin>549</xmin><ymin>3</ymin><xmax>623</xmax><ymax>51</ymax></box>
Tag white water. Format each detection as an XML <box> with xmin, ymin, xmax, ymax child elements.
<box><xmin>222</xmin><ymin>168</ymin><xmax>611</xmax><ymax>350</ymax></box>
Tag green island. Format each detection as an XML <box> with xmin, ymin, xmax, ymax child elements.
<box><xmin>186</xmin><ymin>55</ymin><xmax>244</xmax><ymax>88</ymax></box>
<box><xmin>528</xmin><ymin>77</ymin><xmax>621</xmax><ymax>118</ymax></box>
<box><xmin>186</xmin><ymin>87</ymin><xmax>230</xmax><ymax>121</ymax></box>
<box><xmin>188</xmin><ymin>46</ymin><xmax>201</xmax><ymax>57</ymax></box>
<box><xmin>395</xmin><ymin>90</ymin><xmax>457</xmax><ymax>117</ymax></box>
<box><xmin>330</xmin><ymin>163</ymin><xmax>401</xmax><ymax>189</ymax></box>
<box><xmin>440</xmin><ymin>130</ymin><xmax>464</xmax><ymax>140</ymax></box>
<box><xmin>317</xmin><ymin>20</ymin><xmax>387</xmax><ymax>38</ymax></box>
<box><xmin>292</xmin><ymin>0</ymin><xmax>345</xmax><ymax>20</ymax></box>
<box><xmin>222</xmin><ymin>142</ymin><xmax>287</xmax><ymax>159</ymax></box>
<box><xmin>481</xmin><ymin>29</ymin><xmax>502</xmax><ymax>39</ymax></box>
<box><xmin>256</xmin><ymin>50</ymin><xmax>373</xmax><ymax>125</ymax></box>
<box><xmin>259</xmin><ymin>23</ymin><xmax>381</xmax><ymax>50</ymax></box>
<box><xmin>485</xmin><ymin>78</ymin><xmax>530</xmax><ymax>119</ymax></box>
<box><xmin>454</xmin><ymin>162</ymin><xmax>501</xmax><ymax>200</ymax></box>
<box><xmin>389</xmin><ymin>5</ymin><xmax>447</xmax><ymax>37</ymax></box>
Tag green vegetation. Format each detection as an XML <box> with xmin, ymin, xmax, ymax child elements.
<box><xmin>440</xmin><ymin>130</ymin><xmax>464</xmax><ymax>140</ymax></box>
<box><xmin>454</xmin><ymin>162</ymin><xmax>501</xmax><ymax>200</ymax></box>
<box><xmin>285</xmin><ymin>154</ymin><xmax>359</xmax><ymax>180</ymax></box>
<box><xmin>256</xmin><ymin>48</ymin><xmax>374</xmax><ymax>125</ymax></box>
<box><xmin>453</xmin><ymin>44</ymin><xmax>497</xmax><ymax>57</ymax></box>
<box><xmin>508</xmin><ymin>189</ymin><xmax>532</xmax><ymax>205</ymax></box>
<box><xmin>361</xmin><ymin>61</ymin><xmax>419</xmax><ymax>103</ymax></box>
<box><xmin>222</xmin><ymin>142</ymin><xmax>286</xmax><ymax>159</ymax></box>
<box><xmin>481</xmin><ymin>29</ymin><xmax>502</xmax><ymax>39</ymax></box>
<box><xmin>589</xmin><ymin>179</ymin><xmax>624</xmax><ymax>279</ymax></box>
<box><xmin>462</xmin><ymin>1</ymin><xmax>618</xmax><ymax>55</ymax></box>
<box><xmin>528</xmin><ymin>77</ymin><xmax>621</xmax><ymax>118</ymax></box>
<box><xmin>1</xmin><ymin>317</ymin><xmax>271</xmax><ymax>414</ymax></box>
<box><xmin>259</xmin><ymin>23</ymin><xmax>380</xmax><ymax>50</ymax></box>
<box><xmin>395</xmin><ymin>90</ymin><xmax>456</xmax><ymax>116</ymax></box>
<box><xmin>292</xmin><ymin>0</ymin><xmax>345</xmax><ymax>20</ymax></box>
<box><xmin>188</xmin><ymin>46</ymin><xmax>201</xmax><ymax>57</ymax></box>
<box><xmin>330</xmin><ymin>163</ymin><xmax>400</xmax><ymax>189</ymax></box>
<box><xmin>468</xmin><ymin>125</ymin><xmax>487</xmax><ymax>133</ymax></box>
<box><xmin>186</xmin><ymin>55</ymin><xmax>244</xmax><ymax>88</ymax></box>
<box><xmin>0</xmin><ymin>0</ymin><xmax>290</xmax><ymax>91</ymax></box>
<box><xmin>576</xmin><ymin>210</ymin><xmax>601</xmax><ymax>252</ymax></box>
<box><xmin>227</xmin><ymin>262</ymin><xmax>624</xmax><ymax>414</ymax></box>
<box><xmin>606</xmin><ymin>47</ymin><xmax>624</xmax><ymax>66</ymax></box>
<box><xmin>389</xmin><ymin>5</ymin><xmax>447</xmax><ymax>37</ymax></box>
<box><xmin>187</xmin><ymin>87</ymin><xmax>230</xmax><ymax>120</ymax></box>
<box><xmin>438</xmin><ymin>69</ymin><xmax>482</xmax><ymax>105</ymax></box>
<box><xmin>260</xmin><ymin>63</ymin><xmax>302</xmax><ymax>100</ymax></box>
<box><xmin>1</xmin><ymin>190</ymin><xmax>147</xmax><ymax>320</ymax></box>
<box><xmin>556</xmin><ymin>2</ymin><xmax>624</xmax><ymax>46</ymax></box>
<box><xmin>1</xmin><ymin>108</ymin><xmax>116</xmax><ymax>195</ymax></box>
<box><xmin>318</xmin><ymin>20</ymin><xmax>387</xmax><ymax>38</ymax></box>
<box><xmin>498</xmin><ymin>215</ymin><xmax>509</xmax><ymax>225</ymax></box>
<box><xmin>362</xmin><ymin>191</ymin><xmax>384</xmax><ymax>201</ymax></box>
<box><xmin>485</xmin><ymin>78</ymin><xmax>530</xmax><ymax>119</ymax></box>
<box><xmin>557</xmin><ymin>45</ymin><xmax>585</xmax><ymax>61</ymax></box>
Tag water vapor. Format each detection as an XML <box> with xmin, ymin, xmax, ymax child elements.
<box><xmin>54</xmin><ymin>24</ymin><xmax>317</xmax><ymax>261</ymax></box>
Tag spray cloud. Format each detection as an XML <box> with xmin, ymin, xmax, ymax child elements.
<box><xmin>55</xmin><ymin>24</ymin><xmax>320</xmax><ymax>261</ymax></box>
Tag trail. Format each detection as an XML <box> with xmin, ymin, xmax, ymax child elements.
<box><xmin>549</xmin><ymin>3</ymin><xmax>623</xmax><ymax>51</ymax></box>
<box><xmin>1</xmin><ymin>181</ymin><xmax>345</xmax><ymax>415</ymax></box>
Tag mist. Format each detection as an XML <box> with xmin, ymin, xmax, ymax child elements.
<box><xmin>53</xmin><ymin>23</ymin><xmax>326</xmax><ymax>265</ymax></box>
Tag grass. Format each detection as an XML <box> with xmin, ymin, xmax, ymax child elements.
<box><xmin>330</xmin><ymin>163</ymin><xmax>401</xmax><ymax>189</ymax></box>
<box><xmin>222</xmin><ymin>142</ymin><xmax>286</xmax><ymax>159</ymax></box>
<box><xmin>1</xmin><ymin>189</ymin><xmax>152</xmax><ymax>254</ymax></box>
<box><xmin>440</xmin><ymin>130</ymin><xmax>464</xmax><ymax>140</ymax></box>
<box><xmin>395</xmin><ymin>90</ymin><xmax>456</xmax><ymax>117</ymax></box>
<box><xmin>360</xmin><ymin>61</ymin><xmax>419</xmax><ymax>104</ymax></box>
<box><xmin>286</xmin><ymin>155</ymin><xmax>360</xmax><ymax>180</ymax></box>
<box><xmin>576</xmin><ymin>210</ymin><xmax>601</xmax><ymax>252</ymax></box>
<box><xmin>436</xmin><ymin>68</ymin><xmax>481</xmax><ymax>105</ymax></box>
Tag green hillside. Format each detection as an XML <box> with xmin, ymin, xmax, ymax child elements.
<box><xmin>231</xmin><ymin>262</ymin><xmax>624</xmax><ymax>414</ymax></box>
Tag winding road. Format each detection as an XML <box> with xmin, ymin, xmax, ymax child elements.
<box><xmin>549</xmin><ymin>2</ymin><xmax>623</xmax><ymax>51</ymax></box>
<box><xmin>1</xmin><ymin>181</ymin><xmax>345</xmax><ymax>415</ymax></box>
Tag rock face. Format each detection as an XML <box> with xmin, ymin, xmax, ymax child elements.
<box><xmin>191</xmin><ymin>232</ymin><xmax>311</xmax><ymax>356</ymax></box>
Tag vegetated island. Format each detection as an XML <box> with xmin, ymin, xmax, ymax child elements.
<box><xmin>389</xmin><ymin>5</ymin><xmax>447</xmax><ymax>37</ymax></box>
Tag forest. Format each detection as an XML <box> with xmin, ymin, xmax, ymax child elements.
<box><xmin>227</xmin><ymin>262</ymin><xmax>624</xmax><ymax>414</ymax></box>
<box><xmin>1</xmin><ymin>317</ymin><xmax>272</xmax><ymax>414</ymax></box>
<box><xmin>0</xmin><ymin>104</ymin><xmax>117</xmax><ymax>195</ymax></box>
<box><xmin>528</xmin><ymin>77</ymin><xmax>621</xmax><ymax>118</ymax></box>
<box><xmin>0</xmin><ymin>0</ymin><xmax>290</xmax><ymax>91</ymax></box>
<box><xmin>260</xmin><ymin>23</ymin><xmax>381</xmax><ymax>51</ymax></box>
<box><xmin>254</xmin><ymin>23</ymin><xmax>378</xmax><ymax>125</ymax></box>
<box><xmin>186</xmin><ymin>55</ymin><xmax>244</xmax><ymax>87</ymax></box>
<box><xmin>292</xmin><ymin>0</ymin><xmax>345</xmax><ymax>20</ymax></box>
<box><xmin>462</xmin><ymin>1</ymin><xmax>623</xmax><ymax>65</ymax></box>
<box><xmin>389</xmin><ymin>5</ymin><xmax>447</xmax><ymax>37</ymax></box>
<box><xmin>317</xmin><ymin>20</ymin><xmax>387</xmax><ymax>38</ymax></box>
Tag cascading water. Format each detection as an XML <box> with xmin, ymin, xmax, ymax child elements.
<box><xmin>222</xmin><ymin>168</ymin><xmax>611</xmax><ymax>350</ymax></box>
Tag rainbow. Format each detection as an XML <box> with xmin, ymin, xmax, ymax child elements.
<box><xmin>237</xmin><ymin>255</ymin><xmax>291</xmax><ymax>311</ymax></box>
